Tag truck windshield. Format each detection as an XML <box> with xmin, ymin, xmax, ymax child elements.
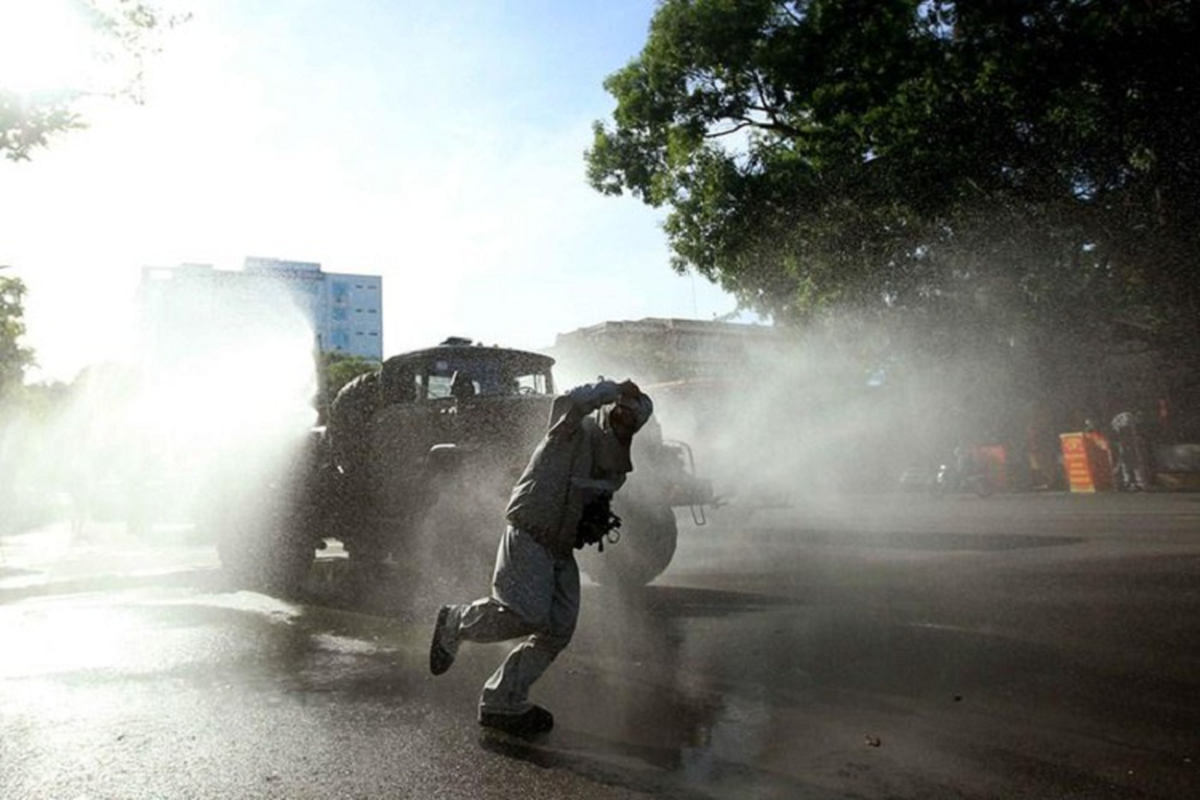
<box><xmin>424</xmin><ymin>356</ymin><xmax>551</xmax><ymax>399</ymax></box>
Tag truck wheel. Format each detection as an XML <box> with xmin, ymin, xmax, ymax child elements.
<box><xmin>342</xmin><ymin>529</ymin><xmax>391</xmax><ymax>589</ymax></box>
<box><xmin>581</xmin><ymin>503</ymin><xmax>678</xmax><ymax>588</ymax></box>
<box><xmin>209</xmin><ymin>430</ymin><xmax>327</xmax><ymax>596</ymax></box>
<box><xmin>217</xmin><ymin>514</ymin><xmax>315</xmax><ymax>596</ymax></box>
<box><xmin>269</xmin><ymin>531</ymin><xmax>318</xmax><ymax>595</ymax></box>
<box><xmin>215</xmin><ymin>474</ymin><xmax>320</xmax><ymax>597</ymax></box>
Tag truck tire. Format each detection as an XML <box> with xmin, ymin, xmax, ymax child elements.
<box><xmin>217</xmin><ymin>505</ymin><xmax>315</xmax><ymax>596</ymax></box>
<box><xmin>581</xmin><ymin>502</ymin><xmax>678</xmax><ymax>588</ymax></box>
<box><xmin>201</xmin><ymin>425</ymin><xmax>325</xmax><ymax>596</ymax></box>
<box><xmin>213</xmin><ymin>453</ymin><xmax>323</xmax><ymax>597</ymax></box>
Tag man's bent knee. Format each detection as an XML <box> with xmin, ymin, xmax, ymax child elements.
<box><xmin>460</xmin><ymin>599</ymin><xmax>543</xmax><ymax>644</ymax></box>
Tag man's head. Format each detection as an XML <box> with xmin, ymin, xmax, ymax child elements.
<box><xmin>608</xmin><ymin>390</ymin><xmax>653</xmax><ymax>446</ymax></box>
<box><xmin>595</xmin><ymin>389</ymin><xmax>652</xmax><ymax>476</ymax></box>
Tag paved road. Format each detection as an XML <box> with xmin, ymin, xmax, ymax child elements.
<box><xmin>1</xmin><ymin>491</ymin><xmax>1198</xmax><ymax>798</ymax></box>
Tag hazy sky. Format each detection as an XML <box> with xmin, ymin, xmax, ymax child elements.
<box><xmin>1</xmin><ymin>0</ymin><xmax>746</xmax><ymax>383</ymax></box>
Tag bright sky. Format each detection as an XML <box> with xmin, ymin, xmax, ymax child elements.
<box><xmin>0</xmin><ymin>0</ymin><xmax>746</xmax><ymax>384</ymax></box>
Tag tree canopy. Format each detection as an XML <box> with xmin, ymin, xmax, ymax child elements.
<box><xmin>1</xmin><ymin>1</ymin><xmax>184</xmax><ymax>161</ymax></box>
<box><xmin>586</xmin><ymin>0</ymin><xmax>1200</xmax><ymax>357</ymax></box>
<box><xmin>0</xmin><ymin>273</ymin><xmax>36</xmax><ymax>398</ymax></box>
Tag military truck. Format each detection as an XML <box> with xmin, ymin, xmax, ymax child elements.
<box><xmin>216</xmin><ymin>337</ymin><xmax>712</xmax><ymax>593</ymax></box>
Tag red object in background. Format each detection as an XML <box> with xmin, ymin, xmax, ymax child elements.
<box><xmin>1060</xmin><ymin>432</ymin><xmax>1114</xmax><ymax>493</ymax></box>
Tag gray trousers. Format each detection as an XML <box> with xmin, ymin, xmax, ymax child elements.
<box><xmin>445</xmin><ymin>526</ymin><xmax>580</xmax><ymax>715</ymax></box>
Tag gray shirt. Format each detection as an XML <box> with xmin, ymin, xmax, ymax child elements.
<box><xmin>505</xmin><ymin>380</ymin><xmax>634</xmax><ymax>557</ymax></box>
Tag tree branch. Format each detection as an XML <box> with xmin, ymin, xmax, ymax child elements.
<box><xmin>706</xmin><ymin>120</ymin><xmax>757</xmax><ymax>138</ymax></box>
<box><xmin>776</xmin><ymin>1</ymin><xmax>804</xmax><ymax>26</ymax></box>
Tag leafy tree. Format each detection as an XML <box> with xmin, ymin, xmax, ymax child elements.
<box><xmin>0</xmin><ymin>91</ymin><xmax>83</xmax><ymax>161</ymax></box>
<box><xmin>0</xmin><ymin>271</ymin><xmax>46</xmax><ymax>532</ymax></box>
<box><xmin>0</xmin><ymin>273</ymin><xmax>36</xmax><ymax>399</ymax></box>
<box><xmin>586</xmin><ymin>0</ymin><xmax>1200</xmax><ymax>361</ymax></box>
<box><xmin>1</xmin><ymin>1</ymin><xmax>187</xmax><ymax>161</ymax></box>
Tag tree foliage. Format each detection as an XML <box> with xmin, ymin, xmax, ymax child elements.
<box><xmin>0</xmin><ymin>91</ymin><xmax>84</xmax><ymax>161</ymax></box>
<box><xmin>1</xmin><ymin>1</ymin><xmax>185</xmax><ymax>161</ymax></box>
<box><xmin>586</xmin><ymin>0</ymin><xmax>1200</xmax><ymax>354</ymax></box>
<box><xmin>0</xmin><ymin>274</ymin><xmax>36</xmax><ymax>399</ymax></box>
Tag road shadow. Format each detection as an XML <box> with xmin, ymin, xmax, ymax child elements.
<box><xmin>477</xmin><ymin>727</ymin><xmax>824</xmax><ymax>800</ymax></box>
<box><xmin>478</xmin><ymin>729</ymin><xmax>696</xmax><ymax>797</ymax></box>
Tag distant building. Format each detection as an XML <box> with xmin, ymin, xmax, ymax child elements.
<box><xmin>138</xmin><ymin>258</ymin><xmax>383</xmax><ymax>364</ymax></box>
<box><xmin>548</xmin><ymin>317</ymin><xmax>787</xmax><ymax>385</ymax></box>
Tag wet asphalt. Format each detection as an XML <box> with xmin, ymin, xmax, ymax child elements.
<box><xmin>1</xmin><ymin>491</ymin><xmax>1198</xmax><ymax>799</ymax></box>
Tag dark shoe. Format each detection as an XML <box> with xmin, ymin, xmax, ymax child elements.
<box><xmin>429</xmin><ymin>606</ymin><xmax>456</xmax><ymax>676</ymax></box>
<box><xmin>479</xmin><ymin>705</ymin><xmax>554</xmax><ymax>738</ymax></box>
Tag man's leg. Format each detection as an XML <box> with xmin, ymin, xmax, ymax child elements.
<box><xmin>479</xmin><ymin>541</ymin><xmax>580</xmax><ymax>716</ymax></box>
<box><xmin>430</xmin><ymin>527</ymin><xmax>538</xmax><ymax>674</ymax></box>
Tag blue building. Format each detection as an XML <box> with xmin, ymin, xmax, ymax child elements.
<box><xmin>139</xmin><ymin>258</ymin><xmax>384</xmax><ymax>364</ymax></box>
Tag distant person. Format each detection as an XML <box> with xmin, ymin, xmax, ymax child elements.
<box><xmin>1111</xmin><ymin>410</ymin><xmax>1151</xmax><ymax>491</ymax></box>
<box><xmin>449</xmin><ymin>370</ymin><xmax>476</xmax><ymax>400</ymax></box>
<box><xmin>428</xmin><ymin>378</ymin><xmax>653</xmax><ymax>738</ymax></box>
<box><xmin>66</xmin><ymin>459</ymin><xmax>93</xmax><ymax>540</ymax></box>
